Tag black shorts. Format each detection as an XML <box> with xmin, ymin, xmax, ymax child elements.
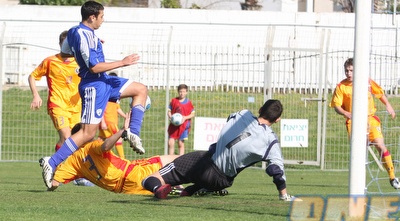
<box><xmin>160</xmin><ymin>151</ymin><xmax>234</xmax><ymax>191</ymax></box>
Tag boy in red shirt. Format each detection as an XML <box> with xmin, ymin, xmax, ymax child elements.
<box><xmin>167</xmin><ymin>84</ymin><xmax>195</xmax><ymax>155</ymax></box>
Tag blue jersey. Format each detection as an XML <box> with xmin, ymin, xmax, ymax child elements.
<box><xmin>61</xmin><ymin>23</ymin><xmax>131</xmax><ymax>124</ymax></box>
<box><xmin>63</xmin><ymin>23</ymin><xmax>106</xmax><ymax>79</ymax></box>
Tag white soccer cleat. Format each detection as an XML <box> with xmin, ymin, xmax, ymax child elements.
<box><xmin>279</xmin><ymin>193</ymin><xmax>302</xmax><ymax>201</ymax></box>
<box><xmin>122</xmin><ymin>130</ymin><xmax>145</xmax><ymax>154</ymax></box>
<box><xmin>391</xmin><ymin>178</ymin><xmax>400</xmax><ymax>189</ymax></box>
<box><xmin>39</xmin><ymin>157</ymin><xmax>54</xmax><ymax>189</ymax></box>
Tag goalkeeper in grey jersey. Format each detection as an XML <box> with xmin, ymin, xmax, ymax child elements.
<box><xmin>142</xmin><ymin>99</ymin><xmax>296</xmax><ymax>201</ymax></box>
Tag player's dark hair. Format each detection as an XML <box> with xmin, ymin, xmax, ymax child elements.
<box><xmin>108</xmin><ymin>72</ymin><xmax>117</xmax><ymax>76</ymax></box>
<box><xmin>177</xmin><ymin>84</ymin><xmax>188</xmax><ymax>91</ymax></box>
<box><xmin>344</xmin><ymin>58</ymin><xmax>353</xmax><ymax>68</ymax></box>
<box><xmin>259</xmin><ymin>99</ymin><xmax>283</xmax><ymax>123</ymax></box>
<box><xmin>71</xmin><ymin>123</ymin><xmax>82</xmax><ymax>135</ymax></box>
<box><xmin>59</xmin><ymin>30</ymin><xmax>68</xmax><ymax>46</ymax></box>
<box><xmin>81</xmin><ymin>1</ymin><xmax>104</xmax><ymax>21</ymax></box>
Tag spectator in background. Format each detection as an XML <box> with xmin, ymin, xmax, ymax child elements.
<box><xmin>330</xmin><ymin>57</ymin><xmax>399</xmax><ymax>189</ymax></box>
<box><xmin>167</xmin><ymin>84</ymin><xmax>195</xmax><ymax>155</ymax></box>
<box><xmin>98</xmin><ymin>72</ymin><xmax>127</xmax><ymax>158</ymax></box>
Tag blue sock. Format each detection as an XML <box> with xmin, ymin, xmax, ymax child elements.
<box><xmin>49</xmin><ymin>137</ymin><xmax>78</xmax><ymax>170</ymax></box>
<box><xmin>129</xmin><ymin>104</ymin><xmax>145</xmax><ymax>135</ymax></box>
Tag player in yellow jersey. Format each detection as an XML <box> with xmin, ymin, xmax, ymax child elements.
<box><xmin>98</xmin><ymin>72</ymin><xmax>127</xmax><ymax>158</ymax></box>
<box><xmin>49</xmin><ymin>112</ymin><xmax>178</xmax><ymax>194</ymax></box>
<box><xmin>330</xmin><ymin>57</ymin><xmax>399</xmax><ymax>189</ymax></box>
<box><xmin>28</xmin><ymin>30</ymin><xmax>81</xmax><ymax>152</ymax></box>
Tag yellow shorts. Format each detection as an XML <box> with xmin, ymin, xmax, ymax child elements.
<box><xmin>122</xmin><ymin>156</ymin><xmax>162</xmax><ymax>194</ymax></box>
<box><xmin>346</xmin><ymin>115</ymin><xmax>383</xmax><ymax>142</ymax></box>
<box><xmin>98</xmin><ymin>123</ymin><xmax>118</xmax><ymax>139</ymax></box>
<box><xmin>48</xmin><ymin>107</ymin><xmax>80</xmax><ymax>131</ymax></box>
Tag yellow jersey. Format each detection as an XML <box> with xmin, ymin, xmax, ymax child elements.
<box><xmin>330</xmin><ymin>78</ymin><xmax>384</xmax><ymax>116</ymax></box>
<box><xmin>53</xmin><ymin>139</ymin><xmax>162</xmax><ymax>195</ymax></box>
<box><xmin>30</xmin><ymin>54</ymin><xmax>81</xmax><ymax>112</ymax></box>
<box><xmin>103</xmin><ymin>102</ymin><xmax>120</xmax><ymax>125</ymax></box>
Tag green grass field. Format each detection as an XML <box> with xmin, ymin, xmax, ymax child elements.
<box><xmin>3</xmin><ymin>88</ymin><xmax>400</xmax><ymax>220</ymax></box>
<box><xmin>0</xmin><ymin>162</ymin><xmax>350</xmax><ymax>221</ymax></box>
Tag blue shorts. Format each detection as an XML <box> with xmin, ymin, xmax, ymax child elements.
<box><xmin>169</xmin><ymin>122</ymin><xmax>190</xmax><ymax>141</ymax></box>
<box><xmin>179</xmin><ymin>128</ymin><xmax>189</xmax><ymax>140</ymax></box>
<box><xmin>79</xmin><ymin>74</ymin><xmax>132</xmax><ymax>124</ymax></box>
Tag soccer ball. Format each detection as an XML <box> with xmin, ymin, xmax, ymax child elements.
<box><xmin>145</xmin><ymin>96</ymin><xmax>151</xmax><ymax>111</ymax></box>
<box><xmin>171</xmin><ymin>113</ymin><xmax>184</xmax><ymax>126</ymax></box>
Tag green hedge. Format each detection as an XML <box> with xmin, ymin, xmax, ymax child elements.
<box><xmin>19</xmin><ymin>0</ymin><xmax>109</xmax><ymax>6</ymax></box>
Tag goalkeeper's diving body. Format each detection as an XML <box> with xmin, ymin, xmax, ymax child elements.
<box><xmin>142</xmin><ymin>99</ymin><xmax>299</xmax><ymax>201</ymax></box>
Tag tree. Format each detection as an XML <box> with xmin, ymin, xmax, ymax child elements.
<box><xmin>333</xmin><ymin>0</ymin><xmax>354</xmax><ymax>12</ymax></box>
<box><xmin>332</xmin><ymin>0</ymin><xmax>399</xmax><ymax>13</ymax></box>
<box><xmin>19</xmin><ymin>0</ymin><xmax>147</xmax><ymax>7</ymax></box>
<box><xmin>20</xmin><ymin>0</ymin><xmax>86</xmax><ymax>5</ymax></box>
<box><xmin>161</xmin><ymin>0</ymin><xmax>181</xmax><ymax>8</ymax></box>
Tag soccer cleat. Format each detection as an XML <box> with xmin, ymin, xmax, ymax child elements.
<box><xmin>169</xmin><ymin>185</ymin><xmax>184</xmax><ymax>195</ymax></box>
<box><xmin>193</xmin><ymin>188</ymin><xmax>229</xmax><ymax>196</ymax></box>
<box><xmin>47</xmin><ymin>185</ymin><xmax>58</xmax><ymax>192</ymax></box>
<box><xmin>122</xmin><ymin>130</ymin><xmax>145</xmax><ymax>154</ymax></box>
<box><xmin>180</xmin><ymin>189</ymin><xmax>191</xmax><ymax>197</ymax></box>
<box><xmin>154</xmin><ymin>184</ymin><xmax>172</xmax><ymax>199</ymax></box>
<box><xmin>391</xmin><ymin>178</ymin><xmax>400</xmax><ymax>189</ymax></box>
<box><xmin>194</xmin><ymin>188</ymin><xmax>208</xmax><ymax>196</ymax></box>
<box><xmin>214</xmin><ymin>189</ymin><xmax>229</xmax><ymax>196</ymax></box>
<box><xmin>279</xmin><ymin>194</ymin><xmax>296</xmax><ymax>201</ymax></box>
<box><xmin>39</xmin><ymin>157</ymin><xmax>54</xmax><ymax>189</ymax></box>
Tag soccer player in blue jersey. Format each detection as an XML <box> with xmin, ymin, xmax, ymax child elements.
<box><xmin>142</xmin><ymin>99</ymin><xmax>297</xmax><ymax>201</ymax></box>
<box><xmin>39</xmin><ymin>0</ymin><xmax>148</xmax><ymax>189</ymax></box>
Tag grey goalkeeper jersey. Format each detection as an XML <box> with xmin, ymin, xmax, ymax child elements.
<box><xmin>211</xmin><ymin>109</ymin><xmax>285</xmax><ymax>180</ymax></box>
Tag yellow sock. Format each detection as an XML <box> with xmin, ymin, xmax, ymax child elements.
<box><xmin>115</xmin><ymin>143</ymin><xmax>125</xmax><ymax>159</ymax></box>
<box><xmin>382</xmin><ymin>154</ymin><xmax>395</xmax><ymax>180</ymax></box>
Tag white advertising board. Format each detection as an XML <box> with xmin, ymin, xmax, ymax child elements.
<box><xmin>193</xmin><ymin>117</ymin><xmax>226</xmax><ymax>151</ymax></box>
<box><xmin>280</xmin><ymin>119</ymin><xmax>308</xmax><ymax>147</ymax></box>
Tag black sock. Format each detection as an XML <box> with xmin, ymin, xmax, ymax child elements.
<box><xmin>142</xmin><ymin>176</ymin><xmax>162</xmax><ymax>193</ymax></box>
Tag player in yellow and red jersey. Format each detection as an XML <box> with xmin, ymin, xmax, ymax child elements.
<box><xmin>330</xmin><ymin>57</ymin><xmax>399</xmax><ymax>189</ymax></box>
<box><xmin>28</xmin><ymin>30</ymin><xmax>81</xmax><ymax>152</ymax></box>
<box><xmin>50</xmin><ymin>112</ymin><xmax>178</xmax><ymax>194</ymax></box>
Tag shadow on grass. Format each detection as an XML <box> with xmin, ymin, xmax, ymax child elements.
<box><xmin>109</xmin><ymin>195</ymin><xmax>286</xmax><ymax>218</ymax></box>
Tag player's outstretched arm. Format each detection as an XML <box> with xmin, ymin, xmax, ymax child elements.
<box><xmin>90</xmin><ymin>54</ymin><xmax>140</xmax><ymax>74</ymax></box>
<box><xmin>101</xmin><ymin>111</ymin><xmax>131</xmax><ymax>152</ymax></box>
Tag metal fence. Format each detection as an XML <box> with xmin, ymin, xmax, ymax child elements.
<box><xmin>1</xmin><ymin>9</ymin><xmax>400</xmax><ymax>171</ymax></box>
